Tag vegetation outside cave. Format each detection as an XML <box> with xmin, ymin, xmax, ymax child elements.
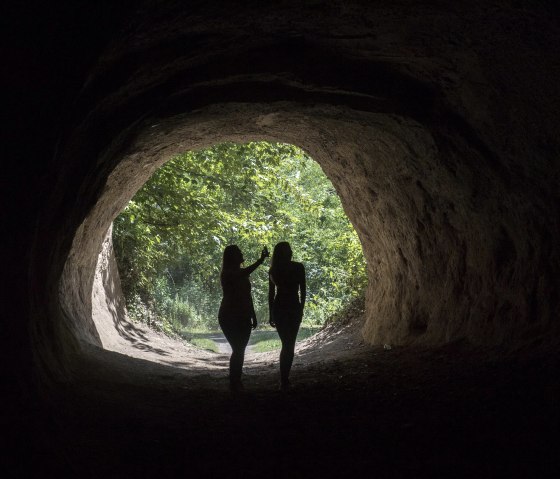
<box><xmin>113</xmin><ymin>142</ymin><xmax>367</xmax><ymax>351</ymax></box>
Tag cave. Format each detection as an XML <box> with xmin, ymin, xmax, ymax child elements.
<box><xmin>5</xmin><ymin>1</ymin><xmax>560</xmax><ymax>477</ymax></box>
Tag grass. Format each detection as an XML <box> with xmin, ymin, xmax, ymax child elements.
<box><xmin>252</xmin><ymin>338</ymin><xmax>283</xmax><ymax>353</ymax></box>
<box><xmin>176</xmin><ymin>325</ymin><xmax>320</xmax><ymax>353</ymax></box>
<box><xmin>189</xmin><ymin>337</ymin><xmax>220</xmax><ymax>353</ymax></box>
<box><xmin>249</xmin><ymin>327</ymin><xmax>319</xmax><ymax>352</ymax></box>
<box><xmin>249</xmin><ymin>330</ymin><xmax>282</xmax><ymax>353</ymax></box>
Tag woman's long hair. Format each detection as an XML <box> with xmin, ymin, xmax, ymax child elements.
<box><xmin>270</xmin><ymin>242</ymin><xmax>292</xmax><ymax>280</ymax></box>
<box><xmin>222</xmin><ymin>245</ymin><xmax>241</xmax><ymax>271</ymax></box>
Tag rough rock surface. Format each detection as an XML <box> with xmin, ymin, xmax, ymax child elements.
<box><xmin>3</xmin><ymin>1</ymin><xmax>560</xmax><ymax>476</ymax></box>
<box><xmin>54</xmin><ymin>0</ymin><xmax>560</xmax><ymax>367</ymax></box>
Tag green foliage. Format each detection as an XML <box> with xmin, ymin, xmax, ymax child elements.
<box><xmin>249</xmin><ymin>328</ymin><xmax>318</xmax><ymax>352</ymax></box>
<box><xmin>113</xmin><ymin>142</ymin><xmax>367</xmax><ymax>337</ymax></box>
<box><xmin>251</xmin><ymin>338</ymin><xmax>282</xmax><ymax>353</ymax></box>
<box><xmin>189</xmin><ymin>338</ymin><xmax>220</xmax><ymax>353</ymax></box>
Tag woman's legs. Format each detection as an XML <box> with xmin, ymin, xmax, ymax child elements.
<box><xmin>275</xmin><ymin>318</ymin><xmax>301</xmax><ymax>387</ymax></box>
<box><xmin>228</xmin><ymin>327</ymin><xmax>251</xmax><ymax>385</ymax></box>
<box><xmin>220</xmin><ymin>319</ymin><xmax>251</xmax><ymax>387</ymax></box>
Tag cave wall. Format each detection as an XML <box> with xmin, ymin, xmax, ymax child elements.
<box><xmin>4</xmin><ymin>0</ymin><xmax>560</xmax><ymax>385</ymax></box>
<box><xmin>90</xmin><ymin>225</ymin><xmax>129</xmax><ymax>350</ymax></box>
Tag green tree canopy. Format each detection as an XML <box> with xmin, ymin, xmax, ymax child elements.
<box><xmin>113</xmin><ymin>142</ymin><xmax>366</xmax><ymax>335</ymax></box>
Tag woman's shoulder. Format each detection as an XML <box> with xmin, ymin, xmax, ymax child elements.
<box><xmin>290</xmin><ymin>261</ymin><xmax>305</xmax><ymax>271</ymax></box>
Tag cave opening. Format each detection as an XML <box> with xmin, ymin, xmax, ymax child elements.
<box><xmin>57</xmin><ymin>104</ymin><xmax>431</xmax><ymax>374</ymax></box>
<box><xmin>109</xmin><ymin>140</ymin><xmax>367</xmax><ymax>356</ymax></box>
<box><xmin>53</xmin><ymin>96</ymin><xmax>555</xmax><ymax>377</ymax></box>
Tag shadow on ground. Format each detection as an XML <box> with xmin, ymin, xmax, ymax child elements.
<box><xmin>24</xmin><ymin>320</ymin><xmax>560</xmax><ymax>479</ymax></box>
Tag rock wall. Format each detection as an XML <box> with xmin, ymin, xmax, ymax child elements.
<box><xmin>4</xmin><ymin>1</ymin><xmax>559</xmax><ymax>384</ymax></box>
<box><xmin>90</xmin><ymin>225</ymin><xmax>130</xmax><ymax>350</ymax></box>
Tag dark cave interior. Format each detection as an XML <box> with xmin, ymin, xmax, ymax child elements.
<box><xmin>4</xmin><ymin>1</ymin><xmax>560</xmax><ymax>477</ymax></box>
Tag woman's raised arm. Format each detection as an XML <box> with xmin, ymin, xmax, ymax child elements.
<box><xmin>240</xmin><ymin>247</ymin><xmax>269</xmax><ymax>276</ymax></box>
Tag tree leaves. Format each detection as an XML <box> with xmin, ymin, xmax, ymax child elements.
<box><xmin>113</xmin><ymin>141</ymin><xmax>367</xmax><ymax>328</ymax></box>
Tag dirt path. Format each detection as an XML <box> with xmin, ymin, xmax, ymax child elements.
<box><xmin>187</xmin><ymin>330</ymin><xmax>276</xmax><ymax>354</ymax></box>
<box><xmin>36</xmin><ymin>314</ymin><xmax>560</xmax><ymax>478</ymax></box>
<box><xmin>205</xmin><ymin>332</ymin><xmax>232</xmax><ymax>354</ymax></box>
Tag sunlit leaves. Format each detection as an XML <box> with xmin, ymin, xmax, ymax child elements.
<box><xmin>113</xmin><ymin>142</ymin><xmax>366</xmax><ymax>328</ymax></box>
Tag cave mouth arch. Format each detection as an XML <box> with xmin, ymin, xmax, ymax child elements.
<box><xmin>44</xmin><ymin>91</ymin><xmax>557</xmax><ymax>383</ymax></box>
<box><xmin>56</xmin><ymin>102</ymin><xmax>445</xmax><ymax>370</ymax></box>
<box><xmin>18</xmin><ymin>1</ymin><xmax>557</xmax><ymax>384</ymax></box>
<box><xmin>110</xmin><ymin>140</ymin><xmax>367</xmax><ymax>352</ymax></box>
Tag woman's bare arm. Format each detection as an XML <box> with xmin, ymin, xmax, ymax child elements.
<box><xmin>268</xmin><ymin>277</ymin><xmax>276</xmax><ymax>326</ymax></box>
<box><xmin>250</xmin><ymin>295</ymin><xmax>257</xmax><ymax>329</ymax></box>
<box><xmin>299</xmin><ymin>263</ymin><xmax>306</xmax><ymax>310</ymax></box>
<box><xmin>240</xmin><ymin>248</ymin><xmax>269</xmax><ymax>276</ymax></box>
<box><xmin>240</xmin><ymin>256</ymin><xmax>264</xmax><ymax>276</ymax></box>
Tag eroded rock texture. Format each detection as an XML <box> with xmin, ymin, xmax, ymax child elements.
<box><xmin>4</xmin><ymin>1</ymin><xmax>560</xmax><ymax>383</ymax></box>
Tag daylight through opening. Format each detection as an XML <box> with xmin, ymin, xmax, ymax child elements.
<box><xmin>110</xmin><ymin>142</ymin><xmax>366</xmax><ymax>354</ymax></box>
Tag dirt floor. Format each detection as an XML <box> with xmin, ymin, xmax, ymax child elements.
<box><xmin>22</xmin><ymin>310</ymin><xmax>560</xmax><ymax>478</ymax></box>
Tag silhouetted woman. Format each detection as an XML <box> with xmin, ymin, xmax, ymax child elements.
<box><xmin>219</xmin><ymin>245</ymin><xmax>269</xmax><ymax>391</ymax></box>
<box><xmin>268</xmin><ymin>242</ymin><xmax>306</xmax><ymax>390</ymax></box>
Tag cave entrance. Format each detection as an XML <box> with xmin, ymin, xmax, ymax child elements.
<box><xmin>59</xmin><ymin>103</ymin><xmax>433</xmax><ymax>373</ymax></box>
<box><xmin>110</xmin><ymin>141</ymin><xmax>366</xmax><ymax>355</ymax></box>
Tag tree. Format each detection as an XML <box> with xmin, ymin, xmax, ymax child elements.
<box><xmin>113</xmin><ymin>142</ymin><xmax>366</xmax><ymax>334</ymax></box>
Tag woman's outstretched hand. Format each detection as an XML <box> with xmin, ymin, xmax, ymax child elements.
<box><xmin>251</xmin><ymin>315</ymin><xmax>258</xmax><ymax>330</ymax></box>
<box><xmin>260</xmin><ymin>246</ymin><xmax>270</xmax><ymax>261</ymax></box>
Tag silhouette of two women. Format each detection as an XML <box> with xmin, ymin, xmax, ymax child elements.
<box><xmin>218</xmin><ymin>242</ymin><xmax>306</xmax><ymax>391</ymax></box>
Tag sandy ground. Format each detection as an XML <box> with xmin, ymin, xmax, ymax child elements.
<box><xmin>23</xmin><ymin>309</ymin><xmax>560</xmax><ymax>479</ymax></box>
